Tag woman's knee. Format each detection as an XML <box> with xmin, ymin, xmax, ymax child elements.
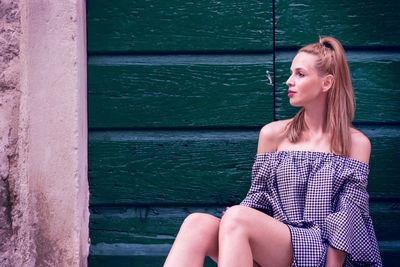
<box><xmin>220</xmin><ymin>205</ymin><xmax>250</xmax><ymax>234</ymax></box>
<box><xmin>180</xmin><ymin>212</ymin><xmax>220</xmax><ymax>238</ymax></box>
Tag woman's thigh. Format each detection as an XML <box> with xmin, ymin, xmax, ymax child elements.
<box><xmin>221</xmin><ymin>205</ymin><xmax>293</xmax><ymax>267</ymax></box>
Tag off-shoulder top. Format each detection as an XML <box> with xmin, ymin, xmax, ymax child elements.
<box><xmin>240</xmin><ymin>150</ymin><xmax>382</xmax><ymax>267</ymax></box>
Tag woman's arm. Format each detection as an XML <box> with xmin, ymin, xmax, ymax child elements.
<box><xmin>349</xmin><ymin>128</ymin><xmax>371</xmax><ymax>164</ymax></box>
<box><xmin>325</xmin><ymin>245</ymin><xmax>346</xmax><ymax>267</ymax></box>
<box><xmin>325</xmin><ymin>128</ymin><xmax>370</xmax><ymax>267</ymax></box>
<box><xmin>256</xmin><ymin>120</ymin><xmax>290</xmax><ymax>154</ymax></box>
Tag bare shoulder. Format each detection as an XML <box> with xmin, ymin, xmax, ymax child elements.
<box><xmin>257</xmin><ymin>119</ymin><xmax>292</xmax><ymax>154</ymax></box>
<box><xmin>349</xmin><ymin>127</ymin><xmax>371</xmax><ymax>164</ymax></box>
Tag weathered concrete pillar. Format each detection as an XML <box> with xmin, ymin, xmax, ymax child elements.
<box><xmin>0</xmin><ymin>0</ymin><xmax>89</xmax><ymax>266</ymax></box>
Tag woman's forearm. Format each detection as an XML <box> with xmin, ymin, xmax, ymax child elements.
<box><xmin>325</xmin><ymin>245</ymin><xmax>346</xmax><ymax>267</ymax></box>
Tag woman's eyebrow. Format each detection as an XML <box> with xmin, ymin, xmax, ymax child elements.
<box><xmin>290</xmin><ymin>67</ymin><xmax>307</xmax><ymax>73</ymax></box>
<box><xmin>294</xmin><ymin>67</ymin><xmax>306</xmax><ymax>72</ymax></box>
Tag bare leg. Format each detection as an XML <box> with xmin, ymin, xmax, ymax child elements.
<box><xmin>164</xmin><ymin>213</ymin><xmax>220</xmax><ymax>267</ymax></box>
<box><xmin>218</xmin><ymin>205</ymin><xmax>293</xmax><ymax>267</ymax></box>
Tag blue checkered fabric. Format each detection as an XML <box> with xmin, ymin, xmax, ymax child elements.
<box><xmin>240</xmin><ymin>150</ymin><xmax>382</xmax><ymax>267</ymax></box>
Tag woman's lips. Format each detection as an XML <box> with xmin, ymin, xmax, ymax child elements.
<box><xmin>288</xmin><ymin>90</ymin><xmax>296</xmax><ymax>97</ymax></box>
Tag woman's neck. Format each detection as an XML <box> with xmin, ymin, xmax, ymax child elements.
<box><xmin>303</xmin><ymin>99</ymin><xmax>329</xmax><ymax>137</ymax></box>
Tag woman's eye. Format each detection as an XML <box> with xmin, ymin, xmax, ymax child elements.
<box><xmin>298</xmin><ymin>72</ymin><xmax>304</xmax><ymax>77</ymax></box>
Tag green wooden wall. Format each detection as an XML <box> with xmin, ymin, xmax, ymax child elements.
<box><xmin>87</xmin><ymin>1</ymin><xmax>400</xmax><ymax>266</ymax></box>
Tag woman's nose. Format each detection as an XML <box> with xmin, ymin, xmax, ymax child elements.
<box><xmin>286</xmin><ymin>75</ymin><xmax>294</xmax><ymax>87</ymax></box>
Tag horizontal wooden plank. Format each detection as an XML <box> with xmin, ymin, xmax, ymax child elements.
<box><xmin>275</xmin><ymin>0</ymin><xmax>400</xmax><ymax>47</ymax></box>
<box><xmin>89</xmin><ymin>203</ymin><xmax>400</xmax><ymax>246</ymax></box>
<box><xmin>88</xmin><ymin>252</ymin><xmax>399</xmax><ymax>267</ymax></box>
<box><xmin>88</xmin><ymin>255</ymin><xmax>217</xmax><ymax>267</ymax></box>
<box><xmin>88</xmin><ymin>126</ymin><xmax>400</xmax><ymax>205</ymax></box>
<box><xmin>87</xmin><ymin>0</ymin><xmax>272</xmax><ymax>53</ymax></box>
<box><xmin>275</xmin><ymin>51</ymin><xmax>400</xmax><ymax>122</ymax></box>
<box><xmin>88</xmin><ymin>130</ymin><xmax>257</xmax><ymax>205</ymax></box>
<box><xmin>89</xmin><ymin>207</ymin><xmax>221</xmax><ymax>245</ymax></box>
<box><xmin>88</xmin><ymin>55</ymin><xmax>273</xmax><ymax>128</ymax></box>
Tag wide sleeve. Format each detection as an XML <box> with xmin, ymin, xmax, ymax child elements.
<box><xmin>323</xmin><ymin>164</ymin><xmax>382</xmax><ymax>266</ymax></box>
<box><xmin>240</xmin><ymin>153</ymin><xmax>274</xmax><ymax>214</ymax></box>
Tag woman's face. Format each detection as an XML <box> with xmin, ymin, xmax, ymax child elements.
<box><xmin>286</xmin><ymin>52</ymin><xmax>326</xmax><ymax>107</ymax></box>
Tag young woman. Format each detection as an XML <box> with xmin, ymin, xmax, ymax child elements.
<box><xmin>164</xmin><ymin>37</ymin><xmax>382</xmax><ymax>267</ymax></box>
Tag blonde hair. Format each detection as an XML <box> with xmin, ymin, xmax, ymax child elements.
<box><xmin>284</xmin><ymin>36</ymin><xmax>355</xmax><ymax>157</ymax></box>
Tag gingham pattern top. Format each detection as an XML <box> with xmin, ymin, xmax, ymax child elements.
<box><xmin>240</xmin><ymin>150</ymin><xmax>382</xmax><ymax>267</ymax></box>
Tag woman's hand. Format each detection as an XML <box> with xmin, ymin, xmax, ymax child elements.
<box><xmin>325</xmin><ymin>245</ymin><xmax>346</xmax><ymax>267</ymax></box>
<box><xmin>221</xmin><ymin>207</ymin><xmax>230</xmax><ymax>217</ymax></box>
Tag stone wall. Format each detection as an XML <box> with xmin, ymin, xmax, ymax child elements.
<box><xmin>0</xmin><ymin>0</ymin><xmax>30</xmax><ymax>266</ymax></box>
<box><xmin>0</xmin><ymin>1</ymin><xmax>88</xmax><ymax>266</ymax></box>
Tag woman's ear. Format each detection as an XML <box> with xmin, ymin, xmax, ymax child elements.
<box><xmin>322</xmin><ymin>74</ymin><xmax>334</xmax><ymax>92</ymax></box>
